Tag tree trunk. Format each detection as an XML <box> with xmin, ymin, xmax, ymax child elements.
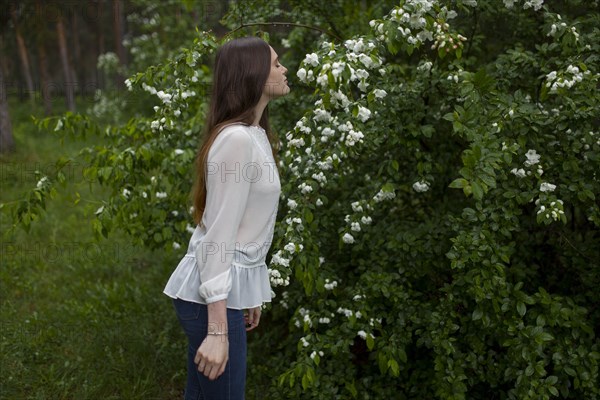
<box><xmin>96</xmin><ymin>0</ymin><xmax>106</xmax><ymax>90</ymax></box>
<box><xmin>113</xmin><ymin>0</ymin><xmax>126</xmax><ymax>88</ymax></box>
<box><xmin>56</xmin><ymin>13</ymin><xmax>76</xmax><ymax>111</ymax></box>
<box><xmin>10</xmin><ymin>4</ymin><xmax>35</xmax><ymax>103</ymax></box>
<box><xmin>0</xmin><ymin>63</ymin><xmax>15</xmax><ymax>154</ymax></box>
<box><xmin>35</xmin><ymin>0</ymin><xmax>52</xmax><ymax>115</ymax></box>
<box><xmin>72</xmin><ymin>11</ymin><xmax>83</xmax><ymax>94</ymax></box>
<box><xmin>37</xmin><ymin>36</ymin><xmax>52</xmax><ymax>115</ymax></box>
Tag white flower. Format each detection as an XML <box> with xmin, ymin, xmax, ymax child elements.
<box><xmin>318</xmin><ymin>317</ymin><xmax>331</xmax><ymax>324</ymax></box>
<box><xmin>321</xmin><ymin>127</ymin><xmax>335</xmax><ymax>137</ymax></box>
<box><xmin>412</xmin><ymin>181</ymin><xmax>430</xmax><ymax>193</ymax></box>
<box><xmin>510</xmin><ymin>168</ymin><xmax>526</xmax><ymax>178</ymax></box>
<box><xmin>288</xmin><ymin>137</ymin><xmax>305</xmax><ymax>148</ymax></box>
<box><xmin>324</xmin><ymin>279</ymin><xmax>338</xmax><ymax>290</ymax></box>
<box><xmin>540</xmin><ymin>182</ymin><xmax>557</xmax><ymax>192</ymax></box>
<box><xmin>342</xmin><ymin>233</ymin><xmax>355</xmax><ymax>244</ymax></box>
<box><xmin>156</xmin><ymin>90</ymin><xmax>172</xmax><ymax>105</ymax></box>
<box><xmin>271</xmin><ymin>251</ymin><xmax>291</xmax><ymax>267</ymax></box>
<box><xmin>361</xmin><ymin>216</ymin><xmax>372</xmax><ymax>225</ymax></box>
<box><xmin>345</xmin><ymin>129</ymin><xmax>365</xmax><ymax>146</ymax></box>
<box><xmin>173</xmin><ymin>242</ymin><xmax>181</xmax><ymax>249</ymax></box>
<box><xmin>304</xmin><ymin>53</ymin><xmax>319</xmax><ymax>67</ymax></box>
<box><xmin>156</xmin><ymin>192</ymin><xmax>167</xmax><ymax>199</ymax></box>
<box><xmin>523</xmin><ymin>0</ymin><xmax>544</xmax><ymax>11</ymax></box>
<box><xmin>418</xmin><ymin>61</ymin><xmax>433</xmax><ymax>72</ymax></box>
<box><xmin>174</xmin><ymin>149</ymin><xmax>185</xmax><ymax>155</ymax></box>
<box><xmin>186</xmin><ymin>224</ymin><xmax>195</xmax><ymax>234</ymax></box>
<box><xmin>287</xmin><ymin>199</ymin><xmax>298</xmax><ymax>209</ymax></box>
<box><xmin>122</xmin><ymin>188</ymin><xmax>131</xmax><ymax>198</ymax></box>
<box><xmin>356</xmin><ymin>69</ymin><xmax>369</xmax><ymax>80</ymax></box>
<box><xmin>524</xmin><ymin>149</ymin><xmax>541</xmax><ymax>166</ymax></box>
<box><xmin>300</xmin><ymin>337</ymin><xmax>310</xmax><ymax>347</ymax></box>
<box><xmin>312</xmin><ymin>172</ymin><xmax>327</xmax><ymax>185</ymax></box>
<box><xmin>357</xmin><ymin>330</ymin><xmax>367</xmax><ymax>339</ymax></box>
<box><xmin>351</xmin><ymin>222</ymin><xmax>361</xmax><ymax>232</ymax></box>
<box><xmin>284</xmin><ymin>243</ymin><xmax>296</xmax><ymax>253</ymax></box>
<box><xmin>546</xmin><ymin>71</ymin><xmax>557</xmax><ymax>81</ymax></box>
<box><xmin>142</xmin><ymin>192</ymin><xmax>148</xmax><ymax>198</ymax></box>
<box><xmin>357</xmin><ymin>80</ymin><xmax>370</xmax><ymax>92</ymax></box>
<box><xmin>357</xmin><ymin>106</ymin><xmax>372</xmax><ymax>122</ymax></box>
<box><xmin>316</xmin><ymin>198</ymin><xmax>324</xmax><ymax>206</ymax></box>
<box><xmin>297</xmin><ymin>68</ymin><xmax>307</xmax><ymax>82</ymax></box>
<box><xmin>313</xmin><ymin>108</ymin><xmax>332</xmax><ymax>122</ymax></box>
<box><xmin>299</xmin><ymin>182</ymin><xmax>313</xmax><ymax>194</ymax></box>
<box><xmin>36</xmin><ymin>176</ymin><xmax>49</xmax><ymax>189</ymax></box>
<box><xmin>351</xmin><ymin>201</ymin><xmax>363</xmax><ymax>212</ymax></box>
<box><xmin>337</xmin><ymin>307</ymin><xmax>353</xmax><ymax>317</ymax></box>
<box><xmin>373</xmin><ymin>188</ymin><xmax>396</xmax><ymax>202</ymax></box>
<box><xmin>373</xmin><ymin>89</ymin><xmax>387</xmax><ymax>99</ymax></box>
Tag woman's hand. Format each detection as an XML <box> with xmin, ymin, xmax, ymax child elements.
<box><xmin>245</xmin><ymin>306</ymin><xmax>261</xmax><ymax>331</ymax></box>
<box><xmin>194</xmin><ymin>335</ymin><xmax>229</xmax><ymax>380</ymax></box>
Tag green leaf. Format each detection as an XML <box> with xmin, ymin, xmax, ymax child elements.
<box><xmin>517</xmin><ymin>302</ymin><xmax>526</xmax><ymax>317</ymax></box>
<box><xmin>366</xmin><ymin>334</ymin><xmax>374</xmax><ymax>350</ymax></box>
<box><xmin>388</xmin><ymin>359</ymin><xmax>399</xmax><ymax>376</ymax></box>
<box><xmin>472</xmin><ymin>181</ymin><xmax>484</xmax><ymax>200</ymax></box>
<box><xmin>449</xmin><ymin>178</ymin><xmax>468</xmax><ymax>189</ymax></box>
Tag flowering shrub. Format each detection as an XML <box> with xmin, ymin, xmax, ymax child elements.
<box><xmin>6</xmin><ymin>0</ymin><xmax>600</xmax><ymax>398</ymax></box>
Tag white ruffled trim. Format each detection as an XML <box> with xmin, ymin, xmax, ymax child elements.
<box><xmin>163</xmin><ymin>255</ymin><xmax>272</xmax><ymax>310</ymax></box>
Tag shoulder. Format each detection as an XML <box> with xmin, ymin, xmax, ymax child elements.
<box><xmin>209</xmin><ymin>125</ymin><xmax>254</xmax><ymax>158</ymax></box>
<box><xmin>215</xmin><ymin>124</ymin><xmax>253</xmax><ymax>144</ymax></box>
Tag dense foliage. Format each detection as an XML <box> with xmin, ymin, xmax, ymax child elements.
<box><xmin>5</xmin><ymin>0</ymin><xmax>599</xmax><ymax>398</ymax></box>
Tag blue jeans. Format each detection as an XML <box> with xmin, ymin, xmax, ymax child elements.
<box><xmin>172</xmin><ymin>298</ymin><xmax>247</xmax><ymax>400</ymax></box>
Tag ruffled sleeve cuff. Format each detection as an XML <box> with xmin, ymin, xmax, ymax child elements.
<box><xmin>198</xmin><ymin>269</ymin><xmax>232</xmax><ymax>304</ymax></box>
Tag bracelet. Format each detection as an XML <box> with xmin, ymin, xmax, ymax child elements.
<box><xmin>207</xmin><ymin>331</ymin><xmax>228</xmax><ymax>336</ymax></box>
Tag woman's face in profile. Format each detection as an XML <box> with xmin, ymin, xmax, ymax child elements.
<box><xmin>263</xmin><ymin>45</ymin><xmax>290</xmax><ymax>99</ymax></box>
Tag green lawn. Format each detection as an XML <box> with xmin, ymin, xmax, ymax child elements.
<box><xmin>1</xmin><ymin>98</ymin><xmax>186</xmax><ymax>399</ymax></box>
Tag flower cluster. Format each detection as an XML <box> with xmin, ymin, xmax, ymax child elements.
<box><xmin>511</xmin><ymin>149</ymin><xmax>545</xmax><ymax>179</ymax></box>
<box><xmin>324</xmin><ymin>279</ymin><xmax>338</xmax><ymax>290</ymax></box>
<box><xmin>535</xmin><ymin>198</ymin><xmax>566</xmax><ymax>224</ymax></box>
<box><xmin>369</xmin><ymin>1</ymin><xmax>466</xmax><ymax>57</ymax></box>
<box><xmin>269</xmin><ymin>267</ymin><xmax>290</xmax><ymax>287</ymax></box>
<box><xmin>412</xmin><ymin>180</ymin><xmax>431</xmax><ymax>192</ymax></box>
<box><xmin>503</xmin><ymin>0</ymin><xmax>544</xmax><ymax>11</ymax></box>
<box><xmin>547</xmin><ymin>16</ymin><xmax>580</xmax><ymax>42</ymax></box>
<box><xmin>545</xmin><ymin>65</ymin><xmax>590</xmax><ymax>94</ymax></box>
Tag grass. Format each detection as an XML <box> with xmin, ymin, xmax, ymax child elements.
<box><xmin>0</xmin><ymin>97</ymin><xmax>188</xmax><ymax>399</ymax></box>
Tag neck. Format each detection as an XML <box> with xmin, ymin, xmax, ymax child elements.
<box><xmin>252</xmin><ymin>94</ymin><xmax>269</xmax><ymax>126</ymax></box>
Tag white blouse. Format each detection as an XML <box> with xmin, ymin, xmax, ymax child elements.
<box><xmin>163</xmin><ymin>123</ymin><xmax>281</xmax><ymax>310</ymax></box>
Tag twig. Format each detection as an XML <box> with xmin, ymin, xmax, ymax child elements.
<box><xmin>224</xmin><ymin>22</ymin><xmax>343</xmax><ymax>42</ymax></box>
<box><xmin>559</xmin><ymin>231</ymin><xmax>595</xmax><ymax>262</ymax></box>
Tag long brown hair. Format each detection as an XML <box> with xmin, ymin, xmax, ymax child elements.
<box><xmin>192</xmin><ymin>36</ymin><xmax>280</xmax><ymax>225</ymax></box>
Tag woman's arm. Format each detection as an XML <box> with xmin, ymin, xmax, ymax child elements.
<box><xmin>193</xmin><ymin>128</ymin><xmax>254</xmax><ymax>380</ymax></box>
<box><xmin>194</xmin><ymin>299</ymin><xmax>228</xmax><ymax>380</ymax></box>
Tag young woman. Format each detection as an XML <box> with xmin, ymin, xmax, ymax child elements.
<box><xmin>163</xmin><ymin>36</ymin><xmax>289</xmax><ymax>399</ymax></box>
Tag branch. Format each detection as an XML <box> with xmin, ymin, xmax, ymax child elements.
<box><xmin>224</xmin><ymin>22</ymin><xmax>342</xmax><ymax>42</ymax></box>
